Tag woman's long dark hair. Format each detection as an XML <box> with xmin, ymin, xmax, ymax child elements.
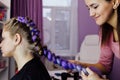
<box><xmin>117</xmin><ymin>5</ymin><xmax>120</xmax><ymax>45</ymax></box>
<box><xmin>101</xmin><ymin>1</ymin><xmax>120</xmax><ymax>45</ymax></box>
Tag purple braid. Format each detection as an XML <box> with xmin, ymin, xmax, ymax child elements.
<box><xmin>17</xmin><ymin>16</ymin><xmax>40</xmax><ymax>45</ymax></box>
<box><xmin>16</xmin><ymin>16</ymin><xmax>102</xmax><ymax>76</ymax></box>
<box><xmin>17</xmin><ymin>17</ymin><xmax>28</xmax><ymax>24</ymax></box>
<box><xmin>16</xmin><ymin>16</ymin><xmax>41</xmax><ymax>54</ymax></box>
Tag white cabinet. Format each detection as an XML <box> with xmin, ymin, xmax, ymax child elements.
<box><xmin>0</xmin><ymin>0</ymin><xmax>11</xmax><ymax>80</ymax></box>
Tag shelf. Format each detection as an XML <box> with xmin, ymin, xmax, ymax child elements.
<box><xmin>0</xmin><ymin>59</ymin><xmax>6</xmax><ymax>72</ymax></box>
<box><xmin>0</xmin><ymin>21</ymin><xmax>4</xmax><ymax>23</ymax></box>
<box><xmin>0</xmin><ymin>1</ymin><xmax>7</xmax><ymax>22</ymax></box>
<box><xmin>0</xmin><ymin>67</ymin><xmax>6</xmax><ymax>72</ymax></box>
<box><xmin>0</xmin><ymin>1</ymin><xmax>7</xmax><ymax>9</ymax></box>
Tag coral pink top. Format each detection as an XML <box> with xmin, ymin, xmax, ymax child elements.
<box><xmin>98</xmin><ymin>33</ymin><xmax>120</xmax><ymax>72</ymax></box>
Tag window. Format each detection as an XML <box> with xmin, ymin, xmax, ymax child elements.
<box><xmin>43</xmin><ymin>0</ymin><xmax>78</xmax><ymax>56</ymax></box>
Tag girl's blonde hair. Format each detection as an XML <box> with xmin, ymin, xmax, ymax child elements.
<box><xmin>4</xmin><ymin>17</ymin><xmax>42</xmax><ymax>56</ymax></box>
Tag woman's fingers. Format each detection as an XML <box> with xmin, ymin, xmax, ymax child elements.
<box><xmin>86</xmin><ymin>68</ymin><xmax>94</xmax><ymax>74</ymax></box>
<box><xmin>81</xmin><ymin>68</ymin><xmax>103</xmax><ymax>80</ymax></box>
<box><xmin>81</xmin><ymin>70</ymin><xmax>88</xmax><ymax>80</ymax></box>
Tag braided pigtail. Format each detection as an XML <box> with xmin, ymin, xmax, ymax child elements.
<box><xmin>27</xmin><ymin>21</ymin><xmax>42</xmax><ymax>55</ymax></box>
<box><xmin>15</xmin><ymin>16</ymin><xmax>101</xmax><ymax>76</ymax></box>
<box><xmin>16</xmin><ymin>16</ymin><xmax>43</xmax><ymax>56</ymax></box>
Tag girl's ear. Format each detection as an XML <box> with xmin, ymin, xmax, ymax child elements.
<box><xmin>14</xmin><ymin>33</ymin><xmax>22</xmax><ymax>45</ymax></box>
<box><xmin>113</xmin><ymin>0</ymin><xmax>120</xmax><ymax>9</ymax></box>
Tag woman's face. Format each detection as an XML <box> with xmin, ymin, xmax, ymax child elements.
<box><xmin>0</xmin><ymin>29</ymin><xmax>15</xmax><ymax>57</ymax></box>
<box><xmin>85</xmin><ymin>0</ymin><xmax>114</xmax><ymax>26</ymax></box>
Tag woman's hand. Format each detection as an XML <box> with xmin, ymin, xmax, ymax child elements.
<box><xmin>81</xmin><ymin>68</ymin><xmax>107</xmax><ymax>80</ymax></box>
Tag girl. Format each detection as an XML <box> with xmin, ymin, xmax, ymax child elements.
<box><xmin>0</xmin><ymin>17</ymin><xmax>51</xmax><ymax>80</ymax></box>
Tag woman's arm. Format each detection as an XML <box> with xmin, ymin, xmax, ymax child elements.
<box><xmin>69</xmin><ymin>60</ymin><xmax>107</xmax><ymax>74</ymax></box>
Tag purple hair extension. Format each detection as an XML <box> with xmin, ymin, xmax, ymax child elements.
<box><xmin>16</xmin><ymin>16</ymin><xmax>102</xmax><ymax>77</ymax></box>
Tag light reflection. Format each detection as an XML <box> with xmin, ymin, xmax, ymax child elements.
<box><xmin>43</xmin><ymin>0</ymin><xmax>71</xmax><ymax>7</ymax></box>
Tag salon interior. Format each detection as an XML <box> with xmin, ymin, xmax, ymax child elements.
<box><xmin>0</xmin><ymin>0</ymin><xmax>120</xmax><ymax>80</ymax></box>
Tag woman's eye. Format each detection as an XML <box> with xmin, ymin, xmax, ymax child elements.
<box><xmin>93</xmin><ymin>6</ymin><xmax>98</xmax><ymax>9</ymax></box>
<box><xmin>93</xmin><ymin>5</ymin><xmax>98</xmax><ymax>9</ymax></box>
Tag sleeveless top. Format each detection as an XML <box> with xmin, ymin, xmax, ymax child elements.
<box><xmin>98</xmin><ymin>33</ymin><xmax>120</xmax><ymax>72</ymax></box>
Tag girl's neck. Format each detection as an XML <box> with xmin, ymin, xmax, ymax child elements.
<box><xmin>14</xmin><ymin>52</ymin><xmax>34</xmax><ymax>71</ymax></box>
